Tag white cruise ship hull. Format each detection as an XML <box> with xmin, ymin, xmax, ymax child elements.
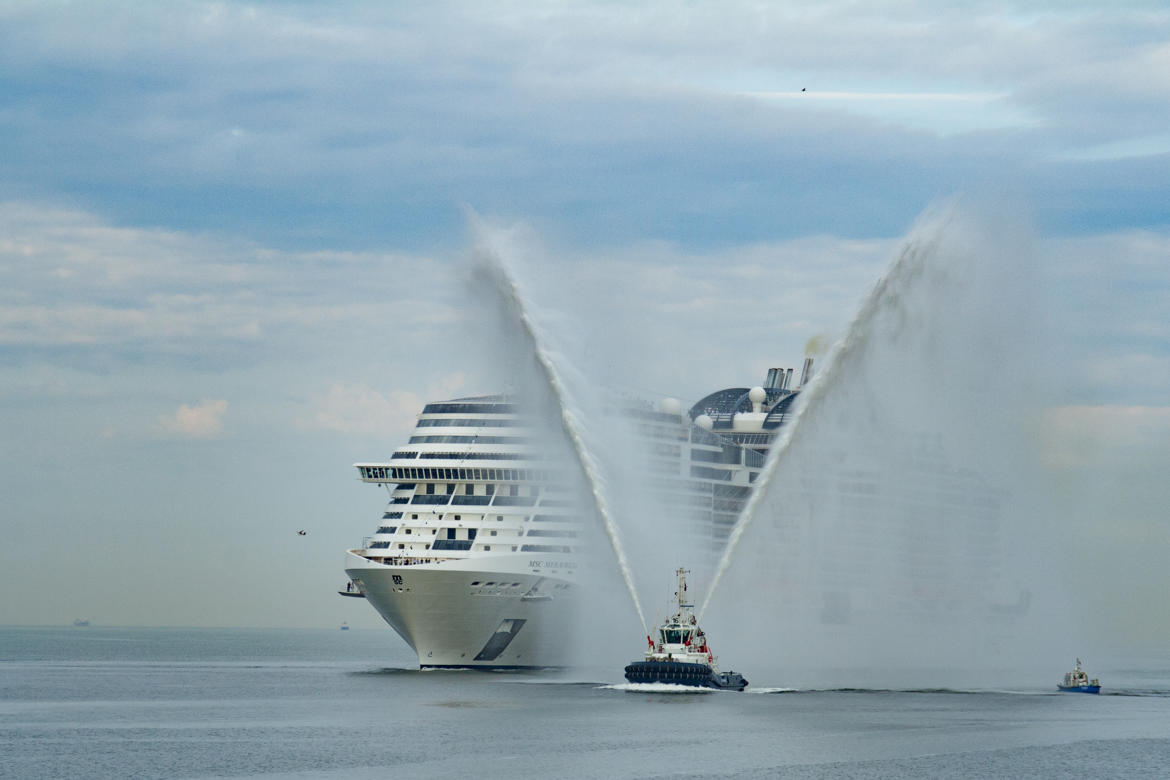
<box><xmin>345</xmin><ymin>551</ymin><xmax>578</xmax><ymax>668</ymax></box>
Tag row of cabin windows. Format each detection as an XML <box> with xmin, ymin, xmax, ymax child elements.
<box><xmin>690</xmin><ymin>445</ymin><xmax>743</xmax><ymax>465</ymax></box>
<box><xmin>690</xmin><ymin>465</ymin><xmax>733</xmax><ymax>481</ymax></box>
<box><xmin>420</xmin><ymin>402</ymin><xmax>517</xmax><ymax>415</ymax></box>
<box><xmin>402</xmin><ymin>513</ymin><xmax>510</xmax><ymax>522</ymax></box>
<box><xmin>393</xmin><ymin>512</ymin><xmax>575</xmax><ymax>523</ymax></box>
<box><xmin>390</xmin><ymin>451</ymin><xmax>534</xmax><ymax>461</ymax></box>
<box><xmin>432</xmin><ymin>539</ymin><xmax>472</xmax><ymax>551</ymax></box>
<box><xmin>416</xmin><ymin>417</ymin><xmax>523</xmax><ymax>427</ymax></box>
<box><xmin>723</xmin><ymin>432</ymin><xmax>774</xmax><ymax>446</ymax></box>
<box><xmin>377</xmin><ymin>520</ymin><xmax>521</xmax><ymax>538</ymax></box>
<box><xmin>421</xmin><ymin>452</ymin><xmax>529</xmax><ymax>460</ymax></box>
<box><xmin>418</xmin><ymin>483</ymin><xmax>527</xmax><ymax>497</ymax></box>
<box><xmin>376</xmin><ymin>547</ymin><xmax>514</xmax><ymax>551</ymax></box>
<box><xmin>376</xmin><ymin>522</ymin><xmax>574</xmax><ymax>548</ymax></box>
<box><xmin>375</xmin><ymin>540</ymin><xmax>516</xmax><ymax>552</ymax></box>
<box><xmin>359</xmin><ymin>465</ymin><xmax>560</xmax><ymax>483</ymax></box>
<box><xmin>407</xmin><ymin>435</ymin><xmax>531</xmax><ymax>444</ymax></box>
<box><xmin>411</xmin><ymin>496</ymin><xmax>537</xmax><ymax>508</ymax></box>
<box><xmin>713</xmin><ymin>483</ymin><xmax>751</xmax><ymax>498</ymax></box>
<box><xmin>379</xmin><ymin>512</ymin><xmax>576</xmax><ymax>536</ymax></box>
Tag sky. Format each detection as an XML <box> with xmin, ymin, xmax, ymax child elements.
<box><xmin>1</xmin><ymin>1</ymin><xmax>1168</xmax><ymax>635</ymax></box>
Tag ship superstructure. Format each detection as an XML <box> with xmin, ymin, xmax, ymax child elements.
<box><xmin>343</xmin><ymin>366</ymin><xmax>808</xmax><ymax>668</ymax></box>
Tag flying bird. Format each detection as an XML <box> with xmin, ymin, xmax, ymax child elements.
<box><xmin>297</xmin><ymin>530</ymin><xmax>307</xmax><ymax>536</ymax></box>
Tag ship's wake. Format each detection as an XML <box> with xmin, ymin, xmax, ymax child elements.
<box><xmin>599</xmin><ymin>682</ymin><xmax>716</xmax><ymax>694</ymax></box>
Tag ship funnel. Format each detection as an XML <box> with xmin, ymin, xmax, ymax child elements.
<box><xmin>764</xmin><ymin>368</ymin><xmax>783</xmax><ymax>389</ymax></box>
<box><xmin>783</xmin><ymin>368</ymin><xmax>794</xmax><ymax>390</ymax></box>
<box><xmin>799</xmin><ymin>357</ymin><xmax>814</xmax><ymax>388</ymax></box>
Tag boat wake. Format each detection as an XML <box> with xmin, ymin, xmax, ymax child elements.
<box><xmin>778</xmin><ymin>687</ymin><xmax>1061</xmax><ymax>696</ymax></box>
<box><xmin>745</xmin><ymin>687</ymin><xmax>799</xmax><ymax>694</ymax></box>
<box><xmin>600</xmin><ymin>682</ymin><xmax>715</xmax><ymax>694</ymax></box>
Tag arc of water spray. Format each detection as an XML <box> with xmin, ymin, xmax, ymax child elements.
<box><xmin>698</xmin><ymin>208</ymin><xmax>952</xmax><ymax>618</ymax></box>
<box><xmin>472</xmin><ymin>243</ymin><xmax>649</xmax><ymax>635</ymax></box>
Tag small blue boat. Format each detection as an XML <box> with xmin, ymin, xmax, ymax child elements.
<box><xmin>1058</xmin><ymin>658</ymin><xmax>1101</xmax><ymax>694</ymax></box>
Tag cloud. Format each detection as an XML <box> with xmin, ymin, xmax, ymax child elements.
<box><xmin>3</xmin><ymin>199</ymin><xmax>1169</xmax><ymax>458</ymax></box>
<box><xmin>305</xmin><ymin>374</ymin><xmax>467</xmax><ymax>438</ymax></box>
<box><xmin>1</xmin><ymin>2</ymin><xmax>1168</xmax><ymax>249</ymax></box>
<box><xmin>1038</xmin><ymin>404</ymin><xmax>1170</xmax><ymax>469</ymax></box>
<box><xmin>0</xmin><ymin>201</ymin><xmax>446</xmax><ymax>361</ymax></box>
<box><xmin>158</xmin><ymin>398</ymin><xmax>228</xmax><ymax>438</ymax></box>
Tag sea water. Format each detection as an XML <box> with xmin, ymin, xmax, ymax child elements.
<box><xmin>3</xmin><ymin>626</ymin><xmax>1169</xmax><ymax>778</ymax></box>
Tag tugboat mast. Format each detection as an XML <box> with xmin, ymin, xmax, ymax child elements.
<box><xmin>675</xmin><ymin>567</ymin><xmax>691</xmax><ymax>612</ymax></box>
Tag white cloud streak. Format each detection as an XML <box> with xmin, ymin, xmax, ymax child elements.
<box><xmin>304</xmin><ymin>377</ymin><xmax>467</xmax><ymax>438</ymax></box>
<box><xmin>157</xmin><ymin>398</ymin><xmax>228</xmax><ymax>438</ymax></box>
<box><xmin>1</xmin><ymin>0</ymin><xmax>1167</xmax><ymax>248</ymax></box>
<box><xmin>0</xmin><ymin>201</ymin><xmax>447</xmax><ymax>354</ymax></box>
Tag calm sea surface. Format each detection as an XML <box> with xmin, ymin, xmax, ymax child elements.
<box><xmin>3</xmin><ymin>626</ymin><xmax>1169</xmax><ymax>779</ymax></box>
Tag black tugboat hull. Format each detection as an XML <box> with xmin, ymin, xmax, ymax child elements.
<box><xmin>624</xmin><ymin>661</ymin><xmax>747</xmax><ymax>691</ymax></box>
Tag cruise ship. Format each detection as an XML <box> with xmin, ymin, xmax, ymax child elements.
<box><xmin>342</xmin><ymin>362</ymin><xmax>812</xmax><ymax>668</ymax></box>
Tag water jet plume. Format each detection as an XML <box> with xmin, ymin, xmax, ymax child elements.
<box><xmin>700</xmin><ymin>205</ymin><xmax>954</xmax><ymax>619</ymax></box>
<box><xmin>698</xmin><ymin>199</ymin><xmax>1062</xmax><ymax>686</ymax></box>
<box><xmin>467</xmin><ymin>217</ymin><xmax>649</xmax><ymax>636</ymax></box>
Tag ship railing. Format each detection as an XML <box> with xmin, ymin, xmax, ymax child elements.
<box><xmin>373</xmin><ymin>556</ymin><xmax>461</xmax><ymax>566</ymax></box>
<box><xmin>351</xmin><ymin>549</ymin><xmax>469</xmax><ymax>567</ymax></box>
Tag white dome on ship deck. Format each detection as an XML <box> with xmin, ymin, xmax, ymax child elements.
<box><xmin>695</xmin><ymin>414</ymin><xmax>713</xmax><ymax>431</ymax></box>
<box><xmin>659</xmin><ymin>397</ymin><xmax>682</xmax><ymax>415</ymax></box>
<box><xmin>748</xmin><ymin>386</ymin><xmax>766</xmax><ymax>413</ymax></box>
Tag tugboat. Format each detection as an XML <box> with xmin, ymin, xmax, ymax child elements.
<box><xmin>624</xmin><ymin>567</ymin><xmax>747</xmax><ymax>691</ymax></box>
<box><xmin>1058</xmin><ymin>658</ymin><xmax>1101</xmax><ymax>694</ymax></box>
